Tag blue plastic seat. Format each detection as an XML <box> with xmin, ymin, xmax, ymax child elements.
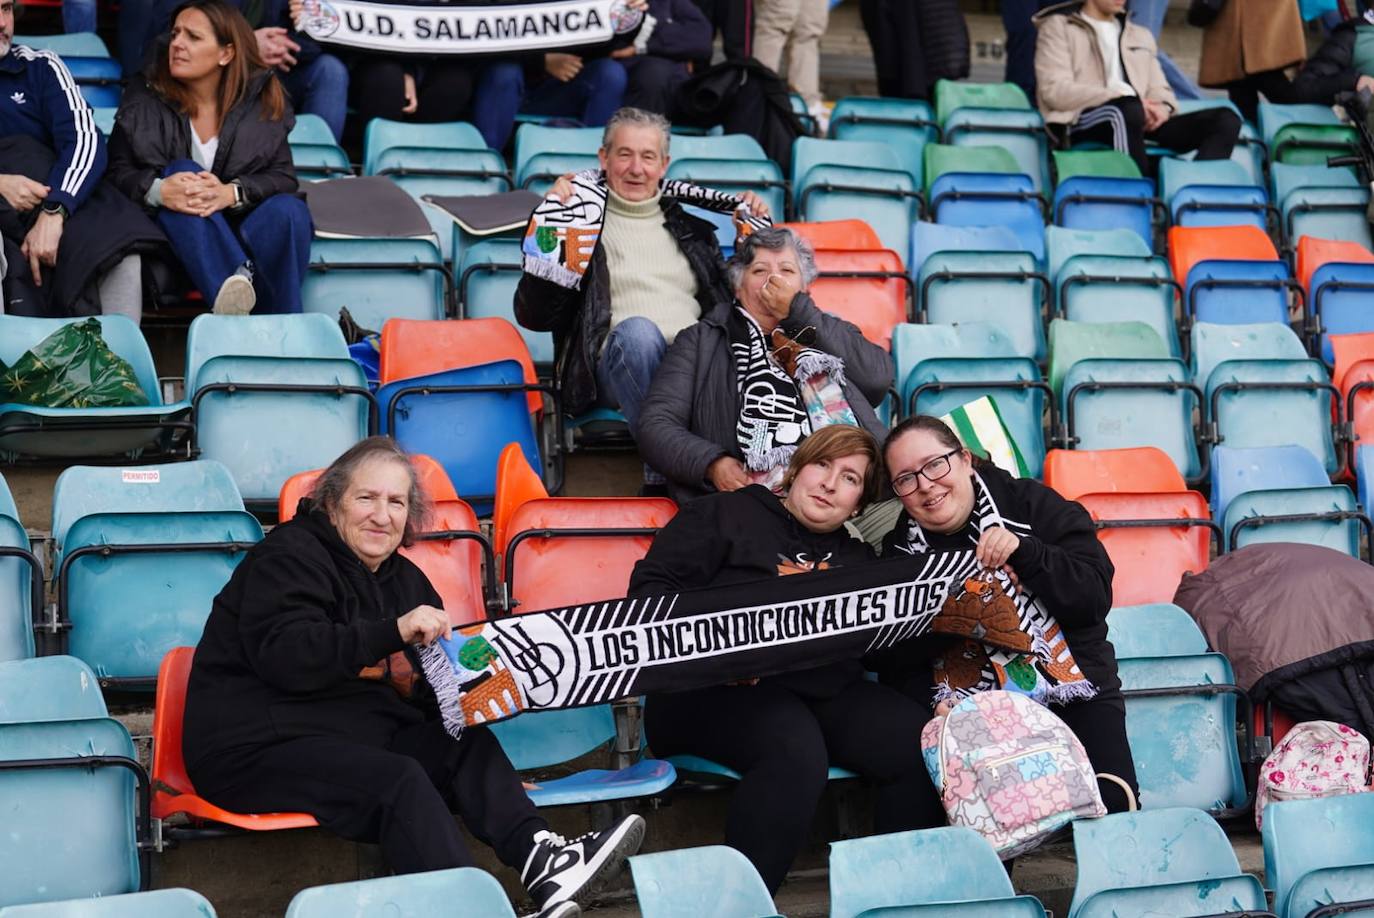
<box><xmin>1045</xmin><ymin>225</ymin><xmax>1151</xmax><ymax>282</ymax></box>
<box><xmin>185</xmin><ymin>314</ymin><xmax>373</xmax><ymax>504</ymax></box>
<box><xmin>60</xmin><ymin>55</ymin><xmax>121</xmax><ymax>107</ymax></box>
<box><xmin>830</xmin><ymin>827</ymin><xmax>1048</xmax><ymax>917</ymax></box>
<box><xmin>457</xmin><ymin>239</ymin><xmax>552</xmax><ymax>366</ymax></box>
<box><xmin>918</xmin><ymin>251</ymin><xmax>1049</xmax><ymax>361</ymax></box>
<box><xmin>1185</xmin><ymin>260</ymin><xmax>1293</xmax><ymax>326</ymax></box>
<box><xmin>1052</xmin><ymin>175</ymin><xmax>1155</xmax><ymax>246</ymax></box>
<box><xmin>1056</xmin><ymin>255</ymin><xmax>1181</xmax><ymax>358</ymax></box>
<box><xmin>1310</xmin><ymin>260</ymin><xmax>1374</xmax><ymax>364</ymax></box>
<box><xmin>1211</xmin><ymin>443</ymin><xmax>1330</xmax><ymax>521</ymax></box>
<box><xmin>1271</xmin><ymin>163</ymin><xmax>1371</xmax><ymax>249</ymax></box>
<box><xmin>1158</xmin><ymin>157</ymin><xmax>1268</xmax><ymax>229</ymax></box>
<box><xmin>1105</xmin><ymin>604</ymin><xmax>1208</xmax><ymax>659</ymax></box>
<box><xmin>285</xmin><ymin>867</ymin><xmax>514</xmax><ymax>918</ymax></box>
<box><xmin>0</xmin><ymin>474</ymin><xmax>38</xmax><ymax>662</ymax></box>
<box><xmin>0</xmin><ymin>656</ymin><xmax>107</xmax><ymax>723</ymax></box>
<box><xmin>792</xmin><ymin>137</ymin><xmax>920</xmax><ymax>255</ymax></box>
<box><xmin>51</xmin><ymin>461</ymin><xmax>261</xmax><ymax>686</ymax></box>
<box><xmin>630</xmin><ymin>846</ymin><xmax>783</xmax><ymax>918</ymax></box>
<box><xmin>1223</xmin><ymin>484</ymin><xmax>1365</xmax><ymax>554</ymax></box>
<box><xmin>290</xmin><ymin>142</ymin><xmax>351</xmax><ymax>181</ymax></box>
<box><xmin>909</xmin><ymin>222</ymin><xmax>1024</xmax><ymax>278</ymax></box>
<box><xmin>0</xmin><ymin>889</ymin><xmax>216</xmax><ymax>917</ymax></box>
<box><xmin>1360</xmin><ymin>444</ymin><xmax>1374</xmax><ymax>518</ymax></box>
<box><xmin>928</xmin><ymin>171</ymin><xmax>1045</xmax><ymax>262</ymax></box>
<box><xmin>1172</xmin><ymin>99</ymin><xmax>1265</xmax><ymax>185</ymax></box>
<box><xmin>14</xmin><ymin>32</ymin><xmax>109</xmax><ymax>56</ymax></box>
<box><xmin>0</xmin><ymin>316</ymin><xmax>189</xmax><ymax>462</ymax></box>
<box><xmin>513</xmin><ymin>124</ymin><xmax>602</xmax><ymax>193</ymax></box>
<box><xmin>303</xmin><ymin>237</ymin><xmax>449</xmax><ymax>329</ymax></box>
<box><xmin>1069</xmin><ymin>807</ymin><xmax>1267</xmax><ymax>918</ymax></box>
<box><xmin>1263</xmin><ymin>793</ymin><xmax>1374</xmax><ymax>918</ymax></box>
<box><xmin>944</xmin><ymin>107</ymin><xmax>1051</xmax><ymax>192</ymax></box>
<box><xmin>92</xmin><ymin>106</ymin><xmax>116</xmax><ymax>136</ymax></box>
<box><xmin>829</xmin><ymin>96</ymin><xmax>939</xmax><ymax>189</ymax></box>
<box><xmin>0</xmin><ymin>717</ymin><xmax>147</xmax><ymax>908</ymax></box>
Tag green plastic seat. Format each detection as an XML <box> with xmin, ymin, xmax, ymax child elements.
<box><xmin>934</xmin><ymin>79</ymin><xmax>1031</xmax><ymax>123</ymax></box>
<box><xmin>1048</xmin><ymin>319</ymin><xmax>1168</xmax><ymax>402</ymax></box>
<box><xmin>923</xmin><ymin>142</ymin><xmax>1021</xmax><ymax>191</ymax></box>
<box><xmin>1054</xmin><ymin>149</ymin><xmax>1141</xmax><ymax>181</ymax></box>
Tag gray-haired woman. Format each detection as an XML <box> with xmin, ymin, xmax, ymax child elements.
<box><xmin>183</xmin><ymin>436</ymin><xmax>642</xmax><ymax>917</ymax></box>
<box><xmin>635</xmin><ymin>225</ymin><xmax>894</xmax><ymax>505</ymax></box>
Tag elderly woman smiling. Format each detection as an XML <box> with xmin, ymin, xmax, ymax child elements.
<box><xmin>182</xmin><ymin>437</ymin><xmax>642</xmax><ymax>918</ymax></box>
<box><xmin>635</xmin><ymin>225</ymin><xmax>893</xmax><ymax>505</ymax></box>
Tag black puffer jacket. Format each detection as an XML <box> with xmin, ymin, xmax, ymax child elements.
<box><xmin>107</xmin><ymin>69</ymin><xmax>297</xmax><ymax>212</ymax></box>
<box><xmin>183</xmin><ymin>503</ymin><xmax>438</xmax><ymax>773</ymax></box>
<box><xmin>635</xmin><ymin>294</ymin><xmax>894</xmax><ymax>506</ymax></box>
<box><xmin>1285</xmin><ymin>19</ymin><xmax>1363</xmax><ymax>105</ymax></box>
<box><xmin>514</xmin><ymin>194</ymin><xmax>732</xmax><ymax>417</ymax></box>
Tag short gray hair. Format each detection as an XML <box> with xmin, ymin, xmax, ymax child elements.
<box><xmin>310</xmin><ymin>436</ymin><xmax>432</xmax><ymax>547</ymax></box>
<box><xmin>601</xmin><ymin>107</ymin><xmax>671</xmax><ymax>158</ymax></box>
<box><xmin>727</xmin><ymin>227</ymin><xmax>818</xmax><ymax>290</ymax></box>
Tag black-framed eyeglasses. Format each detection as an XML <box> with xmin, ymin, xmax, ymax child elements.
<box><xmin>891</xmin><ymin>449</ymin><xmax>961</xmax><ymax>497</ymax></box>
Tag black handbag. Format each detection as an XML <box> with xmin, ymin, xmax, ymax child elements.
<box><xmin>1187</xmin><ymin>0</ymin><xmax>1226</xmax><ymax>27</ymax></box>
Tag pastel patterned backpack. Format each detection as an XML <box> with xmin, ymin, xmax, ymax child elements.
<box><xmin>920</xmin><ymin>691</ymin><xmax>1134</xmax><ymax>858</ymax></box>
<box><xmin>1255</xmin><ymin>720</ymin><xmax>1371</xmax><ymax>830</ymax></box>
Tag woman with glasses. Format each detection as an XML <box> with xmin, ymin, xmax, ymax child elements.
<box><xmin>872</xmin><ymin>414</ymin><xmax>1139</xmax><ymax>814</ymax></box>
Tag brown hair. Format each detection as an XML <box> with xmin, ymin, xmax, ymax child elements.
<box><xmin>150</xmin><ymin>0</ymin><xmax>286</xmax><ymax>128</ymax></box>
<box><xmin>883</xmin><ymin>415</ymin><xmax>992</xmax><ymax>472</ymax></box>
<box><xmin>781</xmin><ymin>424</ymin><xmax>883</xmax><ymax>511</ymax></box>
<box><xmin>310</xmin><ymin>437</ymin><xmax>432</xmax><ymax>547</ymax></box>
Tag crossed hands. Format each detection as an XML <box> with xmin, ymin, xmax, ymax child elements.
<box><xmin>256</xmin><ymin>26</ymin><xmax>301</xmax><ymax>71</ymax></box>
<box><xmin>162</xmin><ymin>171</ymin><xmax>236</xmax><ymax>217</ymax></box>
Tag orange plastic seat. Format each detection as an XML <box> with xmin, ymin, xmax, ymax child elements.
<box><xmin>379</xmin><ymin>317</ymin><xmax>542</xmax><ymax>414</ymax></box>
<box><xmin>1167</xmin><ymin>224</ymin><xmax>1278</xmax><ymax>284</ymax></box>
<box><xmin>152</xmin><ymin>647</ymin><xmax>319</xmax><ymax>830</ymax></box>
<box><xmin>277</xmin><ymin>454</ymin><xmax>459</xmax><ymax>521</ymax></box>
<box><xmin>1331</xmin><ymin>333</ymin><xmax>1374</xmax><ymax>470</ymax></box>
<box><xmin>776</xmin><ymin>219</ymin><xmax>884</xmax><ymax>252</ymax></box>
<box><xmin>1043</xmin><ymin>447</ymin><xmax>1187</xmax><ymax>501</ymax></box>
<box><xmin>492</xmin><ymin>442</ymin><xmax>550</xmax><ymax>558</ymax></box>
<box><xmin>1295</xmin><ymin>235</ymin><xmax>1374</xmax><ymax>292</ymax></box>
<box><xmin>808</xmin><ymin>248</ymin><xmax>911</xmax><ymax>350</ymax></box>
<box><xmin>402</xmin><ymin>498</ymin><xmax>490</xmax><ymax>626</ymax></box>
<box><xmin>503</xmin><ymin>498</ymin><xmax>678</xmax><ymax>612</ymax></box>
<box><xmin>1078</xmin><ymin>492</ymin><xmax>1214</xmax><ymax>607</ymax></box>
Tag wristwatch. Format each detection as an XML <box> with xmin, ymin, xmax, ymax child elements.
<box><xmin>41</xmin><ymin>201</ymin><xmax>69</xmax><ymax>219</ymax></box>
<box><xmin>231</xmin><ymin>181</ymin><xmax>244</xmax><ymax>207</ymax></box>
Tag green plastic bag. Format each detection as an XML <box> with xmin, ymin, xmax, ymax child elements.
<box><xmin>0</xmin><ymin>318</ymin><xmax>150</xmax><ymax>408</ymax></box>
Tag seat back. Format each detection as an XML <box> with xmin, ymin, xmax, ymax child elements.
<box><xmin>0</xmin><ymin>474</ymin><xmax>36</xmax><ymax>661</ymax></box>
<box><xmin>1310</xmin><ymin>261</ymin><xmax>1374</xmax><ymax>364</ymax></box>
<box><xmin>151</xmin><ymin>646</ymin><xmax>196</xmax><ymax>806</ymax></box>
<box><xmin>776</xmin><ymin>219</ymin><xmax>883</xmax><ymax>252</ymax></box>
<box><xmin>1047</xmin><ymin>319</ymin><xmax>1169</xmax><ymax>402</ymax></box>
<box><xmin>923</xmin><ymin>142</ymin><xmax>1021</xmax><ymax>189</ymax></box>
<box><xmin>1334</xmin><ymin>335</ymin><xmax>1374</xmax><ymax>456</ymax></box>
<box><xmin>927</xmin><ymin>172</ymin><xmax>1045</xmax><ymax>261</ymax></box>
<box><xmin>934</xmin><ymin>79</ymin><xmax>1031</xmax><ymax>121</ymax></box>
<box><xmin>0</xmin><ymin>315</ymin><xmax>163</xmax><ymax>409</ymax></box>
<box><xmin>1158</xmin><ymin>156</ymin><xmax>1256</xmax><ymax>203</ymax></box>
<box><xmin>1052</xmin><ymin>176</ymin><xmax>1155</xmax><ymax>245</ymax></box>
<box><xmin>1079</xmin><ymin>492</ymin><xmax>1212</xmax><ymax>606</ymax></box>
<box><xmin>0</xmin><ymin>888</ymin><xmax>219</xmax><ymax>917</ymax></box>
<box><xmin>829</xmin><ymin>96</ymin><xmax>938</xmax><ymax>187</ymax></box>
<box><xmin>1223</xmin><ymin>484</ymin><xmax>1362</xmax><ymax>554</ymax></box>
<box><xmin>1296</xmin><ymin>235</ymin><xmax>1374</xmax><ymax>291</ymax></box>
<box><xmin>919</xmin><ymin>250</ymin><xmax>1047</xmax><ymax>361</ymax></box>
<box><xmin>492</xmin><ymin>442</ymin><xmax>551</xmax><ymax>558</ymax></box>
<box><xmin>1054</xmin><ymin>149</ymin><xmax>1141</xmax><ymax>181</ymax></box>
<box><xmin>403</xmin><ymin>499</ymin><xmax>489</xmax><ymax>626</ymax></box>
<box><xmin>303</xmin><ymin>237</ymin><xmax>447</xmax><ymax>329</ymax></box>
<box><xmin>457</xmin><ymin>239</ymin><xmax>552</xmax><ymax>366</ymax></box>
<box><xmin>809</xmin><ymin>247</ymin><xmax>909</xmax><ymax>349</ymax></box>
<box><xmin>1046</xmin><ymin>225</ymin><xmax>1151</xmax><ymax>282</ymax></box>
<box><xmin>362</xmin><ymin>118</ymin><xmax>487</xmax><ymax>174</ymax></box>
<box><xmin>285</xmin><ymin>867</ymin><xmax>516</xmax><ymax>918</ymax></box>
<box><xmin>1190</xmin><ymin>320</ymin><xmax>1309</xmax><ymax>386</ymax></box>
<box><xmin>793</xmin><ymin>136</ymin><xmax>913</xmax><ymax>186</ymax></box>
<box><xmin>379</xmin><ymin>317</ymin><xmax>541</xmax><ymax>413</ymax></box>
<box><xmin>277</xmin><ymin>454</ymin><xmax>458</xmax><ymax>521</ymax></box>
<box><xmin>829</xmin><ymin>827</ymin><xmax>1018</xmax><ymax>918</ymax></box>
<box><xmin>1168</xmin><ymin>224</ymin><xmax>1278</xmax><ymax>286</ymax></box>
<box><xmin>1271</xmin><ymin>162</ymin><xmax>1360</xmax><ymax>207</ymax></box>
<box><xmin>1106</xmin><ymin>604</ymin><xmax>1209</xmax><ymax>659</ymax></box>
<box><xmin>14</xmin><ymin>31</ymin><xmax>111</xmax><ymax>56</ymax></box>
<box><xmin>1043</xmin><ymin>447</ymin><xmax>1185</xmax><ymax>500</ymax></box>
<box><xmin>0</xmin><ymin>656</ymin><xmax>108</xmax><ymax>723</ymax></box>
<box><xmin>1210</xmin><ymin>444</ymin><xmax>1330</xmax><ymax>520</ymax></box>
<box><xmin>1263</xmin><ymin>793</ymin><xmax>1374</xmax><ymax>918</ymax></box>
<box><xmin>630</xmin><ymin>846</ymin><xmax>780</xmax><ymax>918</ymax></box>
<box><xmin>945</xmin><ymin>107</ymin><xmax>1050</xmax><ymax>192</ymax></box>
<box><xmin>910</xmin><ymin>221</ymin><xmax>1026</xmax><ymax>277</ymax></box>
<box><xmin>1185</xmin><ymin>259</ymin><xmax>1290</xmax><ymax>326</ymax></box>
<box><xmin>513</xmin><ymin>124</ymin><xmax>602</xmax><ymax>191</ymax></box>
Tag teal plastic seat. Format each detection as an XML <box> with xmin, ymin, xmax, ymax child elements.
<box><xmin>630</xmin><ymin>846</ymin><xmax>783</xmax><ymax>918</ymax></box>
<box><xmin>666</xmin><ymin>753</ymin><xmax>856</xmax><ymax>785</ymax></box>
<box><xmin>92</xmin><ymin>105</ymin><xmax>116</xmax><ymax>136</ymax></box>
<box><xmin>513</xmin><ymin>124</ymin><xmax>602</xmax><ymax>193</ymax></box>
<box><xmin>918</xmin><ymin>251</ymin><xmax>1048</xmax><ymax>361</ymax></box>
<box><xmin>829</xmin><ymin>827</ymin><xmax>1048</xmax><ymax>917</ymax></box>
<box><xmin>0</xmin><ymin>474</ymin><xmax>37</xmax><ymax>661</ymax></box>
<box><xmin>909</xmin><ymin>222</ymin><xmax>1024</xmax><ymax>278</ymax></box>
<box><xmin>362</xmin><ymin>118</ymin><xmax>487</xmax><ymax>172</ymax></box>
<box><xmin>0</xmin><ymin>889</ymin><xmax>216</xmax><ymax>917</ymax></box>
<box><xmin>371</xmin><ymin>147</ymin><xmax>511</xmax><ymax>198</ymax></box>
<box><xmin>792</xmin><ymin>137</ymin><xmax>920</xmax><ymax>255</ymax></box>
<box><xmin>1158</xmin><ymin>157</ymin><xmax>1268</xmax><ymax>229</ymax></box>
<box><xmin>665</xmin><ymin>158</ymin><xmax>787</xmax><ymax>224</ymax></box>
<box><xmin>303</xmin><ymin>237</ymin><xmax>449</xmax><ymax>329</ymax></box>
<box><xmin>1222</xmin><ymin>484</ymin><xmax>1364</xmax><ymax>554</ymax></box>
<box><xmin>1106</xmin><ymin>604</ymin><xmax>1208</xmax><ymax>659</ymax></box>
<box><xmin>289</xmin><ymin>142</ymin><xmax>351</xmax><ymax>181</ymax></box>
<box><xmin>1210</xmin><ymin>444</ymin><xmax>1330</xmax><ymax>521</ymax></box>
<box><xmin>945</xmin><ymin>107</ymin><xmax>1051</xmax><ymax>192</ymax></box>
<box><xmin>829</xmin><ymin>96</ymin><xmax>938</xmax><ymax>189</ymax></box>
<box><xmin>1056</xmin><ymin>255</ymin><xmax>1181</xmax><ymax>358</ymax></box>
<box><xmin>0</xmin><ymin>717</ymin><xmax>146</xmax><ymax>908</ymax></box>
<box><xmin>1263</xmin><ymin>793</ymin><xmax>1374</xmax><ymax>918</ymax></box>
<box><xmin>288</xmin><ymin>113</ymin><xmax>335</xmax><ymax>146</ymax></box>
<box><xmin>285</xmin><ymin>867</ymin><xmax>514</xmax><ymax>918</ymax></box>
<box><xmin>0</xmin><ymin>657</ymin><xmax>107</xmax><ymax>723</ymax></box>
<box><xmin>1069</xmin><ymin>807</ymin><xmax>1268</xmax><ymax>918</ymax></box>
<box><xmin>1270</xmin><ymin>162</ymin><xmax>1371</xmax><ymax>249</ymax></box>
<box><xmin>13</xmin><ymin>32</ymin><xmax>109</xmax><ymax>56</ymax></box>
<box><xmin>185</xmin><ymin>314</ymin><xmax>372</xmax><ymax>504</ymax></box>
<box><xmin>458</xmin><ymin>239</ymin><xmax>552</xmax><ymax>366</ymax></box>
<box><xmin>1118</xmin><ymin>653</ymin><xmax>1250</xmax><ymax>815</ymax></box>
<box><xmin>1045</xmin><ymin>225</ymin><xmax>1152</xmax><ymax>282</ymax></box>
<box><xmin>1172</xmin><ymin>99</ymin><xmax>1265</xmax><ymax>185</ymax></box>
<box><xmin>0</xmin><ymin>316</ymin><xmax>189</xmax><ymax>461</ymax></box>
<box><xmin>1061</xmin><ymin>358</ymin><xmax>1200</xmax><ymax>482</ymax></box>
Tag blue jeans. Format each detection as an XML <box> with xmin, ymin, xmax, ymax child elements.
<box><xmin>595</xmin><ymin>316</ymin><xmax>667</xmax><ymax>431</ymax></box>
<box><xmin>471</xmin><ymin>57</ymin><xmax>629</xmax><ymax>150</ymax></box>
<box><xmin>280</xmin><ymin>55</ymin><xmax>349</xmax><ymax>142</ymax></box>
<box><xmin>62</xmin><ymin>0</ymin><xmax>97</xmax><ymax>34</ymax></box>
<box><xmin>156</xmin><ymin>161</ymin><xmax>312</xmax><ymax>314</ymax></box>
<box><xmin>1129</xmin><ymin>0</ymin><xmax>1202</xmax><ymax>101</ymax></box>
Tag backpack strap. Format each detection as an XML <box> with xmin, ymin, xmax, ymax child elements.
<box><xmin>1097</xmin><ymin>772</ymin><xmax>1138</xmax><ymax>812</ymax></box>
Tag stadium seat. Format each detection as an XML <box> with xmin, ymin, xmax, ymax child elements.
<box><xmin>918</xmin><ymin>250</ymin><xmax>1049</xmax><ymax>361</ymax></box>
<box><xmin>277</xmin><ymin>453</ymin><xmax>459</xmax><ymax>520</ymax></box>
<box><xmin>184</xmin><ymin>314</ymin><xmax>374</xmax><ymax>505</ymax></box>
<box><xmin>892</xmin><ymin>323</ymin><xmax>1049</xmax><ymax>477</ymax></box>
<box><xmin>1171</xmin><ymin>98</ymin><xmax>1266</xmax><ymax>185</ymax></box>
<box><xmin>933</xmin><ymin>79</ymin><xmax>1032</xmax><ymax>122</ymax></box>
<box><xmin>1258</xmin><ymin>101</ymin><xmax>1359</xmax><ymax>166</ymax></box>
<box><xmin>0</xmin><ymin>656</ymin><xmax>108</xmax><ymax>723</ymax></box>
<box><xmin>456</xmin><ymin>238</ymin><xmax>553</xmax><ymax>366</ymax></box>
<box><xmin>829</xmin><ymin>827</ymin><xmax>1048</xmax><ymax>917</ymax></box>
<box><xmin>285</xmin><ymin>868</ymin><xmax>514</xmax><ymax>918</ymax></box>
<box><xmin>51</xmin><ymin>462</ymin><xmax>261</xmax><ymax>687</ymax></box>
<box><xmin>363</xmin><ymin>119</ymin><xmax>510</xmax><ymax>198</ymax></box>
<box><xmin>1263</xmin><ymin>793</ymin><xmax>1374</xmax><ymax>918</ymax></box>
<box><xmin>1054</xmin><ymin>255</ymin><xmax>1181</xmax><ymax>358</ymax></box>
<box><xmin>944</xmin><ymin>106</ymin><xmax>1051</xmax><ymax>193</ymax></box>
<box><xmin>909</xmin><ymin>221</ymin><xmax>1025</xmax><ymax>280</ymax></box>
<box><xmin>1043</xmin><ymin>445</ymin><xmax>1186</xmax><ymax>500</ymax></box>
<box><xmin>0</xmin><ymin>888</ymin><xmax>217</xmax><ymax>917</ymax></box>
<box><xmin>1222</xmin><ymin>482</ymin><xmax>1366</xmax><ymax>555</ymax></box>
<box><xmin>777</xmin><ymin>218</ymin><xmax>883</xmax><ymax>252</ymax></box>
<box><xmin>92</xmin><ymin>105</ymin><xmax>116</xmax><ymax>137</ymax></box>
<box><xmin>1054</xmin><ymin>149</ymin><xmax>1141</xmax><ymax>182</ymax></box>
<box><xmin>0</xmin><ymin>474</ymin><xmax>38</xmax><ymax>662</ymax></box>
<box><xmin>152</xmin><ymin>646</ymin><xmax>318</xmax><ymax>834</ymax></box>
<box><xmin>925</xmin><ymin>149</ymin><xmax>1045</xmax><ymax>261</ymax></box>
<box><xmin>492</xmin><ymin>442</ymin><xmax>550</xmax><ymax>565</ymax></box>
<box><xmin>1335</xmin><ymin>333</ymin><xmax>1374</xmax><ymax>472</ymax></box>
<box><xmin>1186</xmin><ymin>260</ymin><xmax>1296</xmax><ymax>328</ymax></box>
<box><xmin>829</xmin><ymin>96</ymin><xmax>939</xmax><ymax>190</ymax></box>
<box><xmin>665</xmin><ymin>134</ymin><xmax>787</xmax><ymax>220</ymax></box>
<box><xmin>14</xmin><ymin>31</ymin><xmax>109</xmax><ymax>56</ymax></box>
<box><xmin>1210</xmin><ymin>443</ymin><xmax>1332</xmax><ymax>521</ymax></box>
<box><xmin>1069</xmin><ymin>808</ymin><xmax>1267</xmax><ymax>917</ymax></box>
<box><xmin>303</xmin><ymin>237</ymin><xmax>450</xmax><ymax>329</ymax></box>
<box><xmin>1167</xmin><ymin>223</ymin><xmax>1278</xmax><ymax>286</ymax></box>
<box><xmin>0</xmin><ymin>316</ymin><xmax>189</xmax><ymax>461</ymax></box>
<box><xmin>791</xmin><ymin>137</ymin><xmax>920</xmax><ymax>255</ymax></box>
<box><xmin>0</xmin><ymin>716</ymin><xmax>149</xmax><ymax>908</ymax></box>
<box><xmin>1270</xmin><ymin>163</ymin><xmax>1372</xmax><ymax>251</ymax></box>
<box><xmin>1193</xmin><ymin>323</ymin><xmax>1340</xmax><ymax>476</ymax></box>
<box><xmin>1045</xmin><ymin>225</ymin><xmax>1152</xmax><ymax>283</ymax></box>
<box><xmin>513</xmin><ymin>124</ymin><xmax>603</xmax><ymax>193</ymax></box>
<box><xmin>1157</xmin><ymin>157</ymin><xmax>1269</xmax><ymax>230</ymax></box>
<box><xmin>630</xmin><ymin>846</ymin><xmax>782</xmax><ymax>918</ymax></box>
<box><xmin>288</xmin><ymin>114</ymin><xmax>336</xmax><ymax>147</ymax></box>
<box><xmin>1301</xmin><ymin>239</ymin><xmax>1374</xmax><ymax>363</ymax></box>
<box><xmin>1106</xmin><ymin>603</ymin><xmax>1209</xmax><ymax>659</ymax></box>
<box><xmin>809</xmin><ymin>247</ymin><xmax>911</xmax><ymax>349</ymax></box>
<box><xmin>290</xmin><ymin>142</ymin><xmax>352</xmax><ymax>181</ymax></box>
<box><xmin>1051</xmin><ymin>151</ymin><xmax>1155</xmax><ymax>246</ymax></box>
<box><xmin>1078</xmin><ymin>491</ymin><xmax>1214</xmax><ymax>606</ymax></box>
<box><xmin>14</xmin><ymin>35</ymin><xmax>121</xmax><ymax>108</ymax></box>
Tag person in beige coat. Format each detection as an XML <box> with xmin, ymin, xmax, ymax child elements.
<box><xmin>1199</xmin><ymin>0</ymin><xmax>1307</xmax><ymax>121</ymax></box>
<box><xmin>1034</xmin><ymin>0</ymin><xmax>1241</xmax><ymax>174</ymax></box>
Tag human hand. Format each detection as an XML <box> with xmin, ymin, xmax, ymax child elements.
<box><xmin>707</xmin><ymin>455</ymin><xmax>750</xmax><ymax>492</ymax></box>
<box><xmin>159</xmin><ymin>172</ymin><xmax>209</xmax><ymax>214</ymax></box>
<box><xmin>1143</xmin><ymin>99</ymin><xmax>1170</xmax><ymax>132</ymax></box>
<box><xmin>397</xmin><ymin>604</ymin><xmax>452</xmax><ymax>645</ymax></box>
<box><xmin>549</xmin><ymin>173</ymin><xmax>575</xmax><ymax>203</ymax></box>
<box><xmin>288</xmin><ymin>0</ymin><xmax>304</xmax><ymax>24</ymax></box>
<box><xmin>21</xmin><ymin>211</ymin><xmax>64</xmax><ymax>287</ymax></box>
<box><xmin>255</xmin><ymin>27</ymin><xmax>300</xmax><ymax>69</ymax></box>
<box><xmin>736</xmin><ymin>190</ymin><xmax>770</xmax><ymax>220</ymax></box>
<box><xmin>975</xmin><ymin>525</ymin><xmax>1020</xmax><ymax>570</ymax></box>
<box><xmin>401</xmin><ymin>72</ymin><xmax>418</xmax><ymax>114</ymax></box>
<box><xmin>934</xmin><ymin>699</ymin><xmax>955</xmax><ymax>716</ymax></box>
<box><xmin>189</xmin><ymin>171</ymin><xmax>235</xmax><ymax>217</ymax></box>
<box><xmin>0</xmin><ymin>174</ymin><xmax>50</xmax><ymax>212</ymax></box>
<box><xmin>545</xmin><ymin>52</ymin><xmax>583</xmax><ymax>82</ymax></box>
<box><xmin>758</xmin><ymin>269</ymin><xmax>799</xmax><ymax>325</ymax></box>
<box><xmin>609</xmin><ymin>45</ymin><xmax>637</xmax><ymax>59</ymax></box>
<box><xmin>1359</xmin><ymin>74</ymin><xmax>1374</xmax><ymax>96</ymax></box>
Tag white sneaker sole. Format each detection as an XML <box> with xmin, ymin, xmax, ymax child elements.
<box><xmin>567</xmin><ymin>814</ymin><xmax>645</xmax><ymax>910</ymax></box>
<box><xmin>212</xmin><ymin>274</ymin><xmax>256</xmax><ymax>315</ymax></box>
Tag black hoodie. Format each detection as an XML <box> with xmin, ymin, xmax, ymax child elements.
<box><xmin>629</xmin><ymin>484</ymin><xmax>874</xmax><ymax>699</ymax></box>
<box><xmin>183</xmin><ymin>501</ymin><xmax>439</xmax><ymax>773</ymax></box>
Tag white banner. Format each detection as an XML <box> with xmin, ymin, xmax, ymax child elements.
<box><xmin>296</xmin><ymin>0</ymin><xmax>643</xmax><ymax>55</ymax></box>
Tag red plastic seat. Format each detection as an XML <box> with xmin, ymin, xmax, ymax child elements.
<box><xmin>1078</xmin><ymin>492</ymin><xmax>1213</xmax><ymax>607</ymax></box>
<box><xmin>379</xmin><ymin>317</ymin><xmax>542</xmax><ymax>414</ymax></box>
<box><xmin>1167</xmin><ymin>224</ymin><xmax>1278</xmax><ymax>285</ymax></box>
<box><xmin>776</xmin><ymin>219</ymin><xmax>883</xmax><ymax>252</ymax></box>
<box><xmin>1295</xmin><ymin>235</ymin><xmax>1374</xmax><ymax>292</ymax></box>
<box><xmin>152</xmin><ymin>647</ymin><xmax>318</xmax><ymax>830</ymax></box>
<box><xmin>404</xmin><ymin>498</ymin><xmax>489</xmax><ymax>626</ymax></box>
<box><xmin>277</xmin><ymin>454</ymin><xmax>458</xmax><ymax>521</ymax></box>
<box><xmin>1331</xmin><ymin>334</ymin><xmax>1374</xmax><ymax>472</ymax></box>
<box><xmin>492</xmin><ymin>442</ymin><xmax>550</xmax><ymax>560</ymax></box>
<box><xmin>808</xmin><ymin>247</ymin><xmax>911</xmax><ymax>350</ymax></box>
<box><xmin>1043</xmin><ymin>447</ymin><xmax>1187</xmax><ymax>501</ymax></box>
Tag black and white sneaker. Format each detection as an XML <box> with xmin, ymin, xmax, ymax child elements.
<box><xmin>522</xmin><ymin>900</ymin><xmax>579</xmax><ymax>918</ymax></box>
<box><xmin>522</xmin><ymin>814</ymin><xmax>645</xmax><ymax>913</ymax></box>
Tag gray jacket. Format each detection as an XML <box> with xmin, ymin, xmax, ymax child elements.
<box><xmin>635</xmin><ymin>293</ymin><xmax>894</xmax><ymax>505</ymax></box>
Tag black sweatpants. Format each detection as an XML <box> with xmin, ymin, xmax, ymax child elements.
<box><xmin>351</xmin><ymin>57</ymin><xmax>479</xmax><ymax>126</ymax></box>
<box><xmin>190</xmin><ymin>720</ymin><xmax>547</xmax><ymax>875</ymax></box>
<box><xmin>644</xmin><ymin>678</ymin><xmax>945</xmax><ymax>893</ymax></box>
<box><xmin>1069</xmin><ymin>95</ymin><xmax>1243</xmax><ymax>176</ymax></box>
